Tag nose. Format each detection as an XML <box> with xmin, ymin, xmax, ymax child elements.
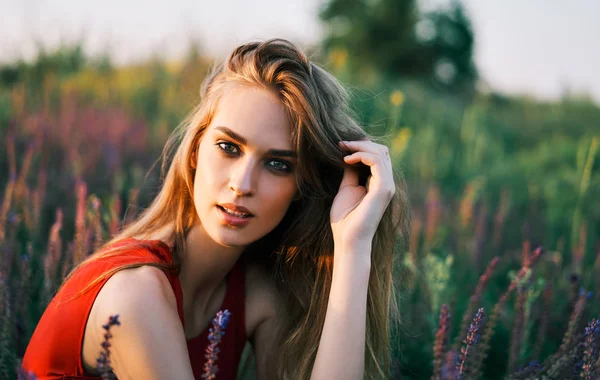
<box><xmin>228</xmin><ymin>158</ymin><xmax>255</xmax><ymax>196</ymax></box>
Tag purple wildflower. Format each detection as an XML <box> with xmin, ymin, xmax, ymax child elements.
<box><xmin>440</xmin><ymin>349</ymin><xmax>459</xmax><ymax>379</ymax></box>
<box><xmin>202</xmin><ymin>309</ymin><xmax>232</xmax><ymax>380</ymax></box>
<box><xmin>16</xmin><ymin>366</ymin><xmax>37</xmax><ymax>380</ymax></box>
<box><xmin>96</xmin><ymin>314</ymin><xmax>121</xmax><ymax>379</ymax></box>
<box><xmin>454</xmin><ymin>256</ymin><xmax>499</xmax><ymax>351</ymax></box>
<box><xmin>432</xmin><ymin>304</ymin><xmax>451</xmax><ymax>380</ymax></box>
<box><xmin>457</xmin><ymin>308</ymin><xmax>485</xmax><ymax>380</ymax></box>
<box><xmin>559</xmin><ymin>289</ymin><xmax>588</xmax><ymax>354</ymax></box>
<box><xmin>7</xmin><ymin>211</ymin><xmax>18</xmax><ymax>226</ymax></box>
<box><xmin>73</xmin><ymin>179</ymin><xmax>88</xmax><ymax>263</ymax></box>
<box><xmin>471</xmin><ymin>246</ymin><xmax>545</xmax><ymax>378</ymax></box>
<box><xmin>580</xmin><ymin>318</ymin><xmax>600</xmax><ymax>380</ymax></box>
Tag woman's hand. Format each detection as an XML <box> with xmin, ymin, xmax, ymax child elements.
<box><xmin>330</xmin><ymin>139</ymin><xmax>395</xmax><ymax>255</ymax></box>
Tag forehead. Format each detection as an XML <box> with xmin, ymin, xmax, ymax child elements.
<box><xmin>208</xmin><ymin>85</ymin><xmax>293</xmax><ymax>149</ymax></box>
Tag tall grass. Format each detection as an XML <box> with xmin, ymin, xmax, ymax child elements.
<box><xmin>0</xmin><ymin>44</ymin><xmax>598</xmax><ymax>379</ymax></box>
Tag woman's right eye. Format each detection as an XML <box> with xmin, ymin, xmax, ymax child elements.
<box><xmin>216</xmin><ymin>142</ymin><xmax>239</xmax><ymax>155</ymax></box>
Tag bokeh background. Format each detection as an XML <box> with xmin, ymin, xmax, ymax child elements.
<box><xmin>1</xmin><ymin>0</ymin><xmax>599</xmax><ymax>379</ymax></box>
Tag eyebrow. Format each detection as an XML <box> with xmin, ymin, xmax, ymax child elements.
<box><xmin>214</xmin><ymin>126</ymin><xmax>297</xmax><ymax>158</ymax></box>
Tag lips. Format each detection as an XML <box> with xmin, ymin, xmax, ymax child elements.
<box><xmin>218</xmin><ymin>203</ymin><xmax>254</xmax><ymax>216</ymax></box>
<box><xmin>216</xmin><ymin>205</ymin><xmax>254</xmax><ymax>227</ymax></box>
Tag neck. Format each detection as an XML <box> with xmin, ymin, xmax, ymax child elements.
<box><xmin>178</xmin><ymin>223</ymin><xmax>246</xmax><ymax>313</ymax></box>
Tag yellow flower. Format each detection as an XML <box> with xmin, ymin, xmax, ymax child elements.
<box><xmin>392</xmin><ymin>127</ymin><xmax>412</xmax><ymax>155</ymax></box>
<box><xmin>165</xmin><ymin>60</ymin><xmax>182</xmax><ymax>75</ymax></box>
<box><xmin>390</xmin><ymin>90</ymin><xmax>404</xmax><ymax>106</ymax></box>
<box><xmin>328</xmin><ymin>48</ymin><xmax>348</xmax><ymax>71</ymax></box>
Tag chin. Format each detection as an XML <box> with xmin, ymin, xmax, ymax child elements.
<box><xmin>213</xmin><ymin>233</ymin><xmax>250</xmax><ymax>248</ymax></box>
<box><xmin>204</xmin><ymin>223</ymin><xmax>257</xmax><ymax>247</ymax></box>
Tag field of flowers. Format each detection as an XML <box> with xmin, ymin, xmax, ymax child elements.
<box><xmin>0</xmin><ymin>45</ymin><xmax>599</xmax><ymax>379</ymax></box>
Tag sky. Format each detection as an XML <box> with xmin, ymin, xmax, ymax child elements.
<box><xmin>1</xmin><ymin>0</ymin><xmax>599</xmax><ymax>103</ymax></box>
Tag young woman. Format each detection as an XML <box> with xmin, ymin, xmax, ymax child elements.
<box><xmin>23</xmin><ymin>38</ymin><xmax>411</xmax><ymax>380</ymax></box>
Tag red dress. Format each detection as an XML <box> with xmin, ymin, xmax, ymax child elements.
<box><xmin>22</xmin><ymin>238</ymin><xmax>247</xmax><ymax>379</ymax></box>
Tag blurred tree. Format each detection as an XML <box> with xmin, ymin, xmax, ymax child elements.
<box><xmin>319</xmin><ymin>0</ymin><xmax>477</xmax><ymax>94</ymax></box>
<box><xmin>0</xmin><ymin>42</ymin><xmax>87</xmax><ymax>89</ymax></box>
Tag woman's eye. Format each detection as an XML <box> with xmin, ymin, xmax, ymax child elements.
<box><xmin>267</xmin><ymin>160</ymin><xmax>292</xmax><ymax>172</ymax></box>
<box><xmin>216</xmin><ymin>142</ymin><xmax>239</xmax><ymax>155</ymax></box>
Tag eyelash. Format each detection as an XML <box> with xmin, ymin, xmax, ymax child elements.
<box><xmin>215</xmin><ymin>141</ymin><xmax>293</xmax><ymax>173</ymax></box>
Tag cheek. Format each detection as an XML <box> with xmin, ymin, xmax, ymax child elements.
<box><xmin>195</xmin><ymin>141</ymin><xmax>223</xmax><ymax>186</ymax></box>
<box><xmin>193</xmin><ymin>148</ymin><xmax>220</xmax><ymax>203</ymax></box>
<box><xmin>260</xmin><ymin>180</ymin><xmax>297</xmax><ymax>213</ymax></box>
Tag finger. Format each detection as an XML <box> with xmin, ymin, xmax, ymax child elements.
<box><xmin>339</xmin><ymin>164</ymin><xmax>360</xmax><ymax>190</ymax></box>
<box><xmin>339</xmin><ymin>140</ymin><xmax>389</xmax><ymax>157</ymax></box>
<box><xmin>343</xmin><ymin>152</ymin><xmax>394</xmax><ymax>196</ymax></box>
<box><xmin>343</xmin><ymin>152</ymin><xmax>385</xmax><ymax>185</ymax></box>
<box><xmin>343</xmin><ymin>151</ymin><xmax>380</xmax><ymax>167</ymax></box>
<box><xmin>339</xmin><ymin>140</ymin><xmax>393</xmax><ymax>174</ymax></box>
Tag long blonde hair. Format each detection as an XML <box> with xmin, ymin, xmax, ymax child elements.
<box><xmin>61</xmin><ymin>38</ymin><xmax>411</xmax><ymax>379</ymax></box>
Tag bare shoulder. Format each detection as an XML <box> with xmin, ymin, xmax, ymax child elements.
<box><xmin>91</xmin><ymin>265</ymin><xmax>177</xmax><ymax>315</ymax></box>
<box><xmin>82</xmin><ymin>265</ymin><xmax>193</xmax><ymax>379</ymax></box>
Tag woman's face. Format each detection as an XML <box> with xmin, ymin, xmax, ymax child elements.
<box><xmin>193</xmin><ymin>84</ymin><xmax>298</xmax><ymax>247</ymax></box>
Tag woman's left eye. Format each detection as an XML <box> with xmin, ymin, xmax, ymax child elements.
<box><xmin>267</xmin><ymin>160</ymin><xmax>292</xmax><ymax>172</ymax></box>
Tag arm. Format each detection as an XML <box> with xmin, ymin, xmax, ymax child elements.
<box><xmin>311</xmin><ymin>139</ymin><xmax>394</xmax><ymax>379</ymax></box>
<box><xmin>251</xmin><ymin>250</ymin><xmax>371</xmax><ymax>380</ymax></box>
<box><xmin>85</xmin><ymin>266</ymin><xmax>195</xmax><ymax>379</ymax></box>
<box><xmin>310</xmin><ymin>249</ymin><xmax>371</xmax><ymax>380</ymax></box>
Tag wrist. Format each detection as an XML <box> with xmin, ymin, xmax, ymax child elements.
<box><xmin>334</xmin><ymin>239</ymin><xmax>372</xmax><ymax>255</ymax></box>
<box><xmin>333</xmin><ymin>243</ymin><xmax>372</xmax><ymax>269</ymax></box>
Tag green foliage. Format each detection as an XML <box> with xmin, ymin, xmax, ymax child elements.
<box><xmin>424</xmin><ymin>253</ymin><xmax>454</xmax><ymax>314</ymax></box>
<box><xmin>320</xmin><ymin>0</ymin><xmax>477</xmax><ymax>93</ymax></box>
<box><xmin>0</xmin><ymin>43</ymin><xmax>87</xmax><ymax>89</ymax></box>
<box><xmin>0</xmin><ymin>42</ymin><xmax>598</xmax><ymax>379</ymax></box>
